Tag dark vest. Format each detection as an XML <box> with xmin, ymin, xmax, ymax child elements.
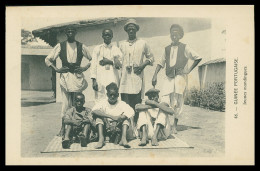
<box><xmin>59</xmin><ymin>41</ymin><xmax>83</xmax><ymax>73</ymax></box>
<box><xmin>165</xmin><ymin>42</ymin><xmax>188</xmax><ymax>78</ymax></box>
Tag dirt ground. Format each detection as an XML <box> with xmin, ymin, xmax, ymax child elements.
<box><xmin>21</xmin><ymin>91</ymin><xmax>225</xmax><ymax>158</ymax></box>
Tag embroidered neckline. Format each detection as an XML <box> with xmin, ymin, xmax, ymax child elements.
<box><xmin>128</xmin><ymin>38</ymin><xmax>138</xmax><ymax>46</ymax></box>
<box><xmin>103</xmin><ymin>43</ymin><xmax>112</xmax><ymax>48</ymax></box>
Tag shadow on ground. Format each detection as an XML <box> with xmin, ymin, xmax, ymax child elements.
<box><xmin>21</xmin><ymin>101</ymin><xmax>56</xmax><ymax>107</ymax></box>
<box><xmin>177</xmin><ymin>125</ymin><xmax>201</xmax><ymax>132</ymax></box>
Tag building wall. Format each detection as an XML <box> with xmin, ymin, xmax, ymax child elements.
<box><xmin>199</xmin><ymin>62</ymin><xmax>226</xmax><ymax>89</ymax></box>
<box><xmin>55</xmin><ymin>18</ymin><xmax>212</xmax><ymax>102</ymax></box>
<box><xmin>22</xmin><ymin>55</ymin><xmax>52</xmax><ymax>90</ymax></box>
<box><xmin>204</xmin><ymin>62</ymin><xmax>226</xmax><ymax>84</ymax></box>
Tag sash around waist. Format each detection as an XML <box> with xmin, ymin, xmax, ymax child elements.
<box><xmin>63</xmin><ymin>63</ymin><xmax>80</xmax><ymax>73</ymax></box>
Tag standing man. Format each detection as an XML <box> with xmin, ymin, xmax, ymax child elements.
<box><xmin>119</xmin><ymin>19</ymin><xmax>154</xmax><ymax>131</ymax></box>
<box><xmin>90</xmin><ymin>29</ymin><xmax>122</xmax><ymax>102</ymax></box>
<box><xmin>152</xmin><ymin>24</ymin><xmax>202</xmax><ymax>134</ymax></box>
<box><xmin>45</xmin><ymin>26</ymin><xmax>92</xmax><ymax>136</ymax></box>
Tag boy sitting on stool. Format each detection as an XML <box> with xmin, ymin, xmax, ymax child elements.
<box><xmin>91</xmin><ymin>82</ymin><xmax>135</xmax><ymax>149</ymax></box>
<box><xmin>135</xmin><ymin>88</ymin><xmax>174</xmax><ymax>146</ymax></box>
<box><xmin>62</xmin><ymin>92</ymin><xmax>95</xmax><ymax>149</ymax></box>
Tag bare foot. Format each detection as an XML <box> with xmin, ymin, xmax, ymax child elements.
<box><xmin>62</xmin><ymin>139</ymin><xmax>70</xmax><ymax>149</ymax></box>
<box><xmin>172</xmin><ymin>127</ymin><xmax>178</xmax><ymax>134</ymax></box>
<box><xmin>95</xmin><ymin>137</ymin><xmax>105</xmax><ymax>149</ymax></box>
<box><xmin>151</xmin><ymin>137</ymin><xmax>159</xmax><ymax>146</ymax></box>
<box><xmin>79</xmin><ymin>134</ymin><xmax>88</xmax><ymax>147</ymax></box>
<box><xmin>138</xmin><ymin>137</ymin><xmax>148</xmax><ymax>146</ymax></box>
<box><xmin>95</xmin><ymin>141</ymin><xmax>105</xmax><ymax>149</ymax></box>
<box><xmin>119</xmin><ymin>139</ymin><xmax>131</xmax><ymax>148</ymax></box>
<box><xmin>57</xmin><ymin>128</ymin><xmax>64</xmax><ymax>137</ymax></box>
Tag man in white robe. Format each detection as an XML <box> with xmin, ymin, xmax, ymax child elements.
<box><xmin>90</xmin><ymin>29</ymin><xmax>122</xmax><ymax>102</ymax></box>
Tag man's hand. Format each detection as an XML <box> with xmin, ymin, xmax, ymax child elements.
<box><xmin>56</xmin><ymin>66</ymin><xmax>69</xmax><ymax>73</ymax></box>
<box><xmin>152</xmin><ymin>75</ymin><xmax>157</xmax><ymax>87</ymax></box>
<box><xmin>74</xmin><ymin>63</ymin><xmax>91</xmax><ymax>73</ymax></box>
<box><xmin>114</xmin><ymin>58</ymin><xmax>122</xmax><ymax>69</ymax></box>
<box><xmin>99</xmin><ymin>57</ymin><xmax>112</xmax><ymax>66</ymax></box>
<box><xmin>99</xmin><ymin>59</ymin><xmax>105</xmax><ymax>66</ymax></box>
<box><xmin>111</xmin><ymin>114</ymin><xmax>125</xmax><ymax>123</ymax></box>
<box><xmin>117</xmin><ymin>114</ymin><xmax>126</xmax><ymax>123</ymax></box>
<box><xmin>110</xmin><ymin>115</ymin><xmax>119</xmax><ymax>121</ymax></box>
<box><xmin>134</xmin><ymin>60</ymin><xmax>151</xmax><ymax>75</ymax></box>
<box><xmin>74</xmin><ymin>66</ymin><xmax>84</xmax><ymax>73</ymax></box>
<box><xmin>92</xmin><ymin>79</ymin><xmax>98</xmax><ymax>91</ymax></box>
<box><xmin>82</xmin><ymin>118</ymin><xmax>90</xmax><ymax>124</ymax></box>
<box><xmin>73</xmin><ymin>120</ymin><xmax>82</xmax><ymax>127</ymax></box>
<box><xmin>145</xmin><ymin>100</ymin><xmax>158</xmax><ymax>107</ymax></box>
<box><xmin>133</xmin><ymin>64</ymin><xmax>144</xmax><ymax>75</ymax></box>
<box><xmin>84</xmin><ymin>63</ymin><xmax>91</xmax><ymax>71</ymax></box>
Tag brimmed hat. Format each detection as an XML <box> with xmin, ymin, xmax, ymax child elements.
<box><xmin>124</xmin><ymin>19</ymin><xmax>140</xmax><ymax>32</ymax></box>
<box><xmin>145</xmin><ymin>88</ymin><xmax>160</xmax><ymax>96</ymax></box>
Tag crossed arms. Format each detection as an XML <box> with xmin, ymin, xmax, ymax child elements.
<box><xmin>91</xmin><ymin>110</ymin><xmax>127</xmax><ymax>123</ymax></box>
<box><xmin>135</xmin><ymin>100</ymin><xmax>175</xmax><ymax>115</ymax></box>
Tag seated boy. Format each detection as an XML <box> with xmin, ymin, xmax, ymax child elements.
<box><xmin>91</xmin><ymin>82</ymin><xmax>135</xmax><ymax>149</ymax></box>
<box><xmin>62</xmin><ymin>92</ymin><xmax>95</xmax><ymax>149</ymax></box>
<box><xmin>135</xmin><ymin>88</ymin><xmax>175</xmax><ymax>146</ymax></box>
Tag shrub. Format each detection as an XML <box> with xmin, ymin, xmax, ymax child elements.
<box><xmin>184</xmin><ymin>82</ymin><xmax>225</xmax><ymax>112</ymax></box>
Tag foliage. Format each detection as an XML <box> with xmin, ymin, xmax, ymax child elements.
<box><xmin>21</xmin><ymin>29</ymin><xmax>36</xmax><ymax>45</ymax></box>
<box><xmin>184</xmin><ymin>82</ymin><xmax>225</xmax><ymax>112</ymax></box>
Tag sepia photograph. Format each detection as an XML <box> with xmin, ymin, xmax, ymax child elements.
<box><xmin>6</xmin><ymin>5</ymin><xmax>254</xmax><ymax>165</ymax></box>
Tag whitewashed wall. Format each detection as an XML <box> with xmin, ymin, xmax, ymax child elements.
<box><xmin>22</xmin><ymin>55</ymin><xmax>52</xmax><ymax>90</ymax></box>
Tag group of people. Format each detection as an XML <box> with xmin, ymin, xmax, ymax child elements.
<box><xmin>45</xmin><ymin>18</ymin><xmax>202</xmax><ymax>149</ymax></box>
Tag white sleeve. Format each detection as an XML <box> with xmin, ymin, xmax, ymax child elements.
<box><xmin>90</xmin><ymin>46</ymin><xmax>99</xmax><ymax>79</ymax></box>
<box><xmin>113</xmin><ymin>46</ymin><xmax>123</xmax><ymax>63</ymax></box>
<box><xmin>82</xmin><ymin>44</ymin><xmax>92</xmax><ymax>61</ymax></box>
<box><xmin>184</xmin><ymin>45</ymin><xmax>201</xmax><ymax>60</ymax></box>
<box><xmin>45</xmin><ymin>44</ymin><xmax>61</xmax><ymax>67</ymax></box>
<box><xmin>119</xmin><ymin>42</ymin><xmax>126</xmax><ymax>66</ymax></box>
<box><xmin>157</xmin><ymin>50</ymin><xmax>166</xmax><ymax>68</ymax></box>
<box><xmin>92</xmin><ymin>100</ymin><xmax>105</xmax><ymax>112</ymax></box>
<box><xmin>120</xmin><ymin>101</ymin><xmax>135</xmax><ymax>118</ymax></box>
<box><xmin>143</xmin><ymin>41</ymin><xmax>154</xmax><ymax>65</ymax></box>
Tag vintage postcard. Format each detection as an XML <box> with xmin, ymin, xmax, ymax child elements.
<box><xmin>6</xmin><ymin>5</ymin><xmax>254</xmax><ymax>165</ymax></box>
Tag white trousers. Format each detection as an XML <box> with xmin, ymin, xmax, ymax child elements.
<box><xmin>60</xmin><ymin>87</ymin><xmax>77</xmax><ymax>117</ymax></box>
<box><xmin>137</xmin><ymin>109</ymin><xmax>171</xmax><ymax>139</ymax></box>
<box><xmin>161</xmin><ymin>92</ymin><xmax>184</xmax><ymax>119</ymax></box>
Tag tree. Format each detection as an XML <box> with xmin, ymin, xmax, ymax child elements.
<box><xmin>21</xmin><ymin>29</ymin><xmax>37</xmax><ymax>45</ymax></box>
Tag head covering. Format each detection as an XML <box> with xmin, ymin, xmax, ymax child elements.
<box><xmin>65</xmin><ymin>26</ymin><xmax>76</xmax><ymax>33</ymax></box>
<box><xmin>106</xmin><ymin>82</ymin><xmax>119</xmax><ymax>92</ymax></box>
<box><xmin>124</xmin><ymin>19</ymin><xmax>140</xmax><ymax>32</ymax></box>
<box><xmin>170</xmin><ymin>24</ymin><xmax>184</xmax><ymax>39</ymax></box>
<box><xmin>145</xmin><ymin>88</ymin><xmax>160</xmax><ymax>96</ymax></box>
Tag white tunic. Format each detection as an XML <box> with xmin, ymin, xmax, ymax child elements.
<box><xmin>90</xmin><ymin>43</ymin><xmax>122</xmax><ymax>91</ymax></box>
<box><xmin>119</xmin><ymin>38</ymin><xmax>154</xmax><ymax>97</ymax></box>
<box><xmin>45</xmin><ymin>42</ymin><xmax>92</xmax><ymax>92</ymax></box>
<box><xmin>92</xmin><ymin>99</ymin><xmax>135</xmax><ymax>122</ymax></box>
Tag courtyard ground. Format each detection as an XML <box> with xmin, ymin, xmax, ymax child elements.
<box><xmin>21</xmin><ymin>91</ymin><xmax>225</xmax><ymax>158</ymax></box>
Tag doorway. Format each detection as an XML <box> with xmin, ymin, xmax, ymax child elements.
<box><xmin>21</xmin><ymin>62</ymin><xmax>30</xmax><ymax>90</ymax></box>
